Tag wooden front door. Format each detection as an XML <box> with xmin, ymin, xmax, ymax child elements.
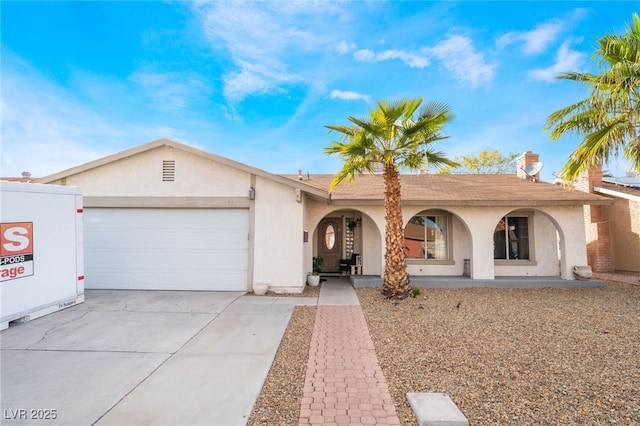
<box><xmin>317</xmin><ymin>218</ymin><xmax>342</xmax><ymax>273</ymax></box>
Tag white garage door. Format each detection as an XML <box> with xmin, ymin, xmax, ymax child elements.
<box><xmin>84</xmin><ymin>208</ymin><xmax>249</xmax><ymax>291</ymax></box>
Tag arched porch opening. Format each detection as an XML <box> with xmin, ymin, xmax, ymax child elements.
<box><xmin>311</xmin><ymin>209</ymin><xmax>382</xmax><ymax>276</ymax></box>
<box><xmin>403</xmin><ymin>208</ymin><xmax>473</xmax><ymax>277</ymax></box>
<box><xmin>491</xmin><ymin>208</ymin><xmax>566</xmax><ymax>278</ymax></box>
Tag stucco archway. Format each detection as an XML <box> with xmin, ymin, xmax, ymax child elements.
<box><xmin>403</xmin><ymin>207</ymin><xmax>474</xmax><ymax>277</ymax></box>
<box><xmin>491</xmin><ymin>208</ymin><xmax>567</xmax><ymax>278</ymax></box>
<box><xmin>309</xmin><ymin>209</ymin><xmax>382</xmax><ymax>276</ymax></box>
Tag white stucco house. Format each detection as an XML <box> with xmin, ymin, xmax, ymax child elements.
<box><xmin>36</xmin><ymin>139</ymin><xmax>611</xmax><ymax>293</ymax></box>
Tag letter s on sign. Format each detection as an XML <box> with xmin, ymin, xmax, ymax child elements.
<box><xmin>0</xmin><ymin>223</ymin><xmax>33</xmax><ymax>256</ymax></box>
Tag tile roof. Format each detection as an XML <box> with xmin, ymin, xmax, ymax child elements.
<box><xmin>283</xmin><ymin>173</ymin><xmax>611</xmax><ymax>206</ymax></box>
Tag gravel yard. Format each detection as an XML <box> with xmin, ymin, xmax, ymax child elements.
<box><xmin>249</xmin><ymin>276</ymin><xmax>639</xmax><ymax>425</ymax></box>
<box><xmin>360</xmin><ymin>279</ymin><xmax>640</xmax><ymax>425</ymax></box>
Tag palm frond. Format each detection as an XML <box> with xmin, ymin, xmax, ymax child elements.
<box><xmin>560</xmin><ymin>118</ymin><xmax>632</xmax><ymax>180</ymax></box>
<box><xmin>418</xmin><ymin>100</ymin><xmax>455</xmax><ymax>120</ymax></box>
<box><xmin>557</xmin><ymin>72</ymin><xmax>598</xmax><ymax>84</ymax></box>
<box><xmin>325</xmin><ymin>96</ymin><xmax>456</xmax><ymax>187</ymax></box>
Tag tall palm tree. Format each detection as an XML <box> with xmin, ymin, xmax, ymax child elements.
<box><xmin>324</xmin><ymin>98</ymin><xmax>457</xmax><ymax>299</ymax></box>
<box><xmin>546</xmin><ymin>13</ymin><xmax>640</xmax><ymax>181</ymax></box>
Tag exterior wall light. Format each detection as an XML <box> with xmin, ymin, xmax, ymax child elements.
<box><xmin>249</xmin><ymin>187</ymin><xmax>255</xmax><ymax>200</ymax></box>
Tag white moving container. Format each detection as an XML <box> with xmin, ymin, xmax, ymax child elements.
<box><xmin>1</xmin><ymin>182</ymin><xmax>84</xmax><ymax>330</ymax></box>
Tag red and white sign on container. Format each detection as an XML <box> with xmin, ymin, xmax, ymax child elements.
<box><xmin>0</xmin><ymin>181</ymin><xmax>84</xmax><ymax>331</ymax></box>
<box><xmin>1</xmin><ymin>222</ymin><xmax>35</xmax><ymax>281</ymax></box>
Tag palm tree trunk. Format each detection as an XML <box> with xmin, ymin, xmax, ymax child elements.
<box><xmin>382</xmin><ymin>164</ymin><xmax>410</xmax><ymax>299</ymax></box>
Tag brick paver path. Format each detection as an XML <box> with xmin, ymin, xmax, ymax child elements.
<box><xmin>298</xmin><ymin>304</ymin><xmax>401</xmax><ymax>425</ymax></box>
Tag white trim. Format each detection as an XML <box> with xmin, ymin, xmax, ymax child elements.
<box><xmin>594</xmin><ymin>186</ymin><xmax>640</xmax><ymax>202</ymax></box>
<box><xmin>35</xmin><ymin>138</ymin><xmax>329</xmax><ymax>199</ymax></box>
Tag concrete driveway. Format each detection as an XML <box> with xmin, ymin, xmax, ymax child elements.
<box><xmin>1</xmin><ymin>290</ymin><xmax>316</xmax><ymax>426</ymax></box>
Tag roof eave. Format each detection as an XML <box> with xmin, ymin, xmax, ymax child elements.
<box><xmin>594</xmin><ymin>186</ymin><xmax>640</xmax><ymax>202</ymax></box>
<box><xmin>328</xmin><ymin>198</ymin><xmax>613</xmax><ymax>206</ymax></box>
<box><xmin>33</xmin><ymin>138</ymin><xmax>330</xmax><ymax>198</ymax></box>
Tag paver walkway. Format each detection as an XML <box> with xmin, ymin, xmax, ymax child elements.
<box><xmin>299</xmin><ymin>280</ymin><xmax>401</xmax><ymax>425</ymax></box>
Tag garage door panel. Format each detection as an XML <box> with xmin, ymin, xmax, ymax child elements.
<box><xmin>84</xmin><ymin>209</ymin><xmax>249</xmax><ymax>291</ymax></box>
<box><xmin>86</xmin><ymin>248</ymin><xmax>247</xmax><ymax>267</ymax></box>
<box><xmin>86</xmin><ymin>270</ymin><xmax>248</xmax><ymax>291</ymax></box>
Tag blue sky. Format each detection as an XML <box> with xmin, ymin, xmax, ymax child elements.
<box><xmin>1</xmin><ymin>1</ymin><xmax>637</xmax><ymax>182</ymax></box>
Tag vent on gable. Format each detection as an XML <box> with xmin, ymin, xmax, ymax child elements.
<box><xmin>162</xmin><ymin>160</ymin><xmax>176</xmax><ymax>182</ymax></box>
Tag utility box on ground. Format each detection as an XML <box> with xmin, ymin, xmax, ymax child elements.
<box><xmin>1</xmin><ymin>182</ymin><xmax>84</xmax><ymax>330</ymax></box>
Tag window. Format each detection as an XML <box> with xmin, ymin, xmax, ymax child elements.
<box><xmin>325</xmin><ymin>224</ymin><xmax>336</xmax><ymax>250</ymax></box>
<box><xmin>404</xmin><ymin>215</ymin><xmax>449</xmax><ymax>260</ymax></box>
<box><xmin>493</xmin><ymin>216</ymin><xmax>530</xmax><ymax>260</ymax></box>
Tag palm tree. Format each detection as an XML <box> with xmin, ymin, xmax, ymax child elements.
<box><xmin>324</xmin><ymin>98</ymin><xmax>457</xmax><ymax>299</ymax></box>
<box><xmin>546</xmin><ymin>13</ymin><xmax>640</xmax><ymax>181</ymax></box>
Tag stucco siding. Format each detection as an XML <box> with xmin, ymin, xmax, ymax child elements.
<box><xmin>60</xmin><ymin>146</ymin><xmax>251</xmax><ymax>197</ymax></box>
<box><xmin>253</xmin><ymin>176</ymin><xmax>305</xmax><ymax>291</ymax></box>
<box><xmin>538</xmin><ymin>206</ymin><xmax>589</xmax><ymax>279</ymax></box>
<box><xmin>302</xmin><ymin>203</ymin><xmax>586</xmax><ymax>281</ymax></box>
<box><xmin>446</xmin><ymin>207</ymin><xmax>502</xmax><ymax>280</ymax></box>
<box><xmin>304</xmin><ymin>201</ymin><xmax>384</xmax><ymax>277</ymax></box>
<box><xmin>610</xmin><ymin>196</ymin><xmax>640</xmax><ymax>272</ymax></box>
<box><xmin>361</xmin><ymin>214</ymin><xmax>383</xmax><ymax>276</ymax></box>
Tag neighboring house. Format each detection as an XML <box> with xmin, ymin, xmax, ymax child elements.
<box><xmin>1</xmin><ymin>172</ymin><xmax>35</xmax><ymax>183</ymax></box>
<box><xmin>573</xmin><ymin>165</ymin><xmax>640</xmax><ymax>273</ymax></box>
<box><xmin>35</xmin><ymin>138</ymin><xmax>611</xmax><ymax>293</ymax></box>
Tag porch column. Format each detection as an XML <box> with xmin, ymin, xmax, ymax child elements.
<box><xmin>456</xmin><ymin>209</ymin><xmax>497</xmax><ymax>280</ymax></box>
<box><xmin>555</xmin><ymin>209</ymin><xmax>589</xmax><ymax>280</ymax></box>
<box><xmin>470</xmin><ymin>226</ymin><xmax>496</xmax><ymax>280</ymax></box>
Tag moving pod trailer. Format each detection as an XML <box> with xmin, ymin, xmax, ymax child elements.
<box><xmin>1</xmin><ymin>182</ymin><xmax>84</xmax><ymax>331</ymax></box>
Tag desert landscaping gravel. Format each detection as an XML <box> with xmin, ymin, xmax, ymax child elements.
<box><xmin>360</xmin><ymin>280</ymin><xmax>640</xmax><ymax>425</ymax></box>
<box><xmin>249</xmin><ymin>276</ymin><xmax>639</xmax><ymax>425</ymax></box>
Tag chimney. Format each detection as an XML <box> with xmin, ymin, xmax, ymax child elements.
<box><xmin>575</xmin><ymin>162</ymin><xmax>603</xmax><ymax>193</ymax></box>
<box><xmin>517</xmin><ymin>151</ymin><xmax>540</xmax><ymax>181</ymax></box>
<box><xmin>297</xmin><ymin>169</ymin><xmax>303</xmax><ymax>180</ymax></box>
<box><xmin>575</xmin><ymin>162</ymin><xmax>613</xmax><ymax>273</ymax></box>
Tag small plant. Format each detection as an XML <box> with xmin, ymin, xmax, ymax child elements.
<box><xmin>312</xmin><ymin>256</ymin><xmax>324</xmax><ymax>275</ymax></box>
<box><xmin>411</xmin><ymin>287</ymin><xmax>421</xmax><ymax>298</ymax></box>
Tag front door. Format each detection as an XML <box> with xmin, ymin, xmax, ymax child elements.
<box><xmin>317</xmin><ymin>218</ymin><xmax>342</xmax><ymax>273</ymax></box>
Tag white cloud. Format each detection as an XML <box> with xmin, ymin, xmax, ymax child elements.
<box><xmin>426</xmin><ymin>35</ymin><xmax>495</xmax><ymax>88</ymax></box>
<box><xmin>194</xmin><ymin>2</ymin><xmax>343</xmax><ymax>104</ymax></box>
<box><xmin>351</xmin><ymin>35</ymin><xmax>493</xmax><ymax>88</ymax></box>
<box><xmin>223</xmin><ymin>64</ymin><xmax>275</xmax><ymax>103</ymax></box>
<box><xmin>497</xmin><ymin>21</ymin><xmax>563</xmax><ymax>54</ymax></box>
<box><xmin>330</xmin><ymin>90</ymin><xmax>371</xmax><ymax>103</ymax></box>
<box><xmin>377</xmin><ymin>50</ymin><xmax>430</xmax><ymax>68</ymax></box>
<box><xmin>496</xmin><ymin>9</ymin><xmax>587</xmax><ymax>55</ymax></box>
<box><xmin>353</xmin><ymin>48</ymin><xmax>429</xmax><ymax>68</ymax></box>
<box><xmin>0</xmin><ymin>52</ymin><xmax>207</xmax><ymax>177</ymax></box>
<box><xmin>129</xmin><ymin>71</ymin><xmax>210</xmax><ymax>110</ymax></box>
<box><xmin>528</xmin><ymin>41</ymin><xmax>584</xmax><ymax>82</ymax></box>
<box><xmin>1</xmin><ymin>71</ymin><xmax>123</xmax><ymax>176</ymax></box>
<box><xmin>354</xmin><ymin>49</ymin><xmax>376</xmax><ymax>61</ymax></box>
<box><xmin>337</xmin><ymin>40</ymin><xmax>356</xmax><ymax>54</ymax></box>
